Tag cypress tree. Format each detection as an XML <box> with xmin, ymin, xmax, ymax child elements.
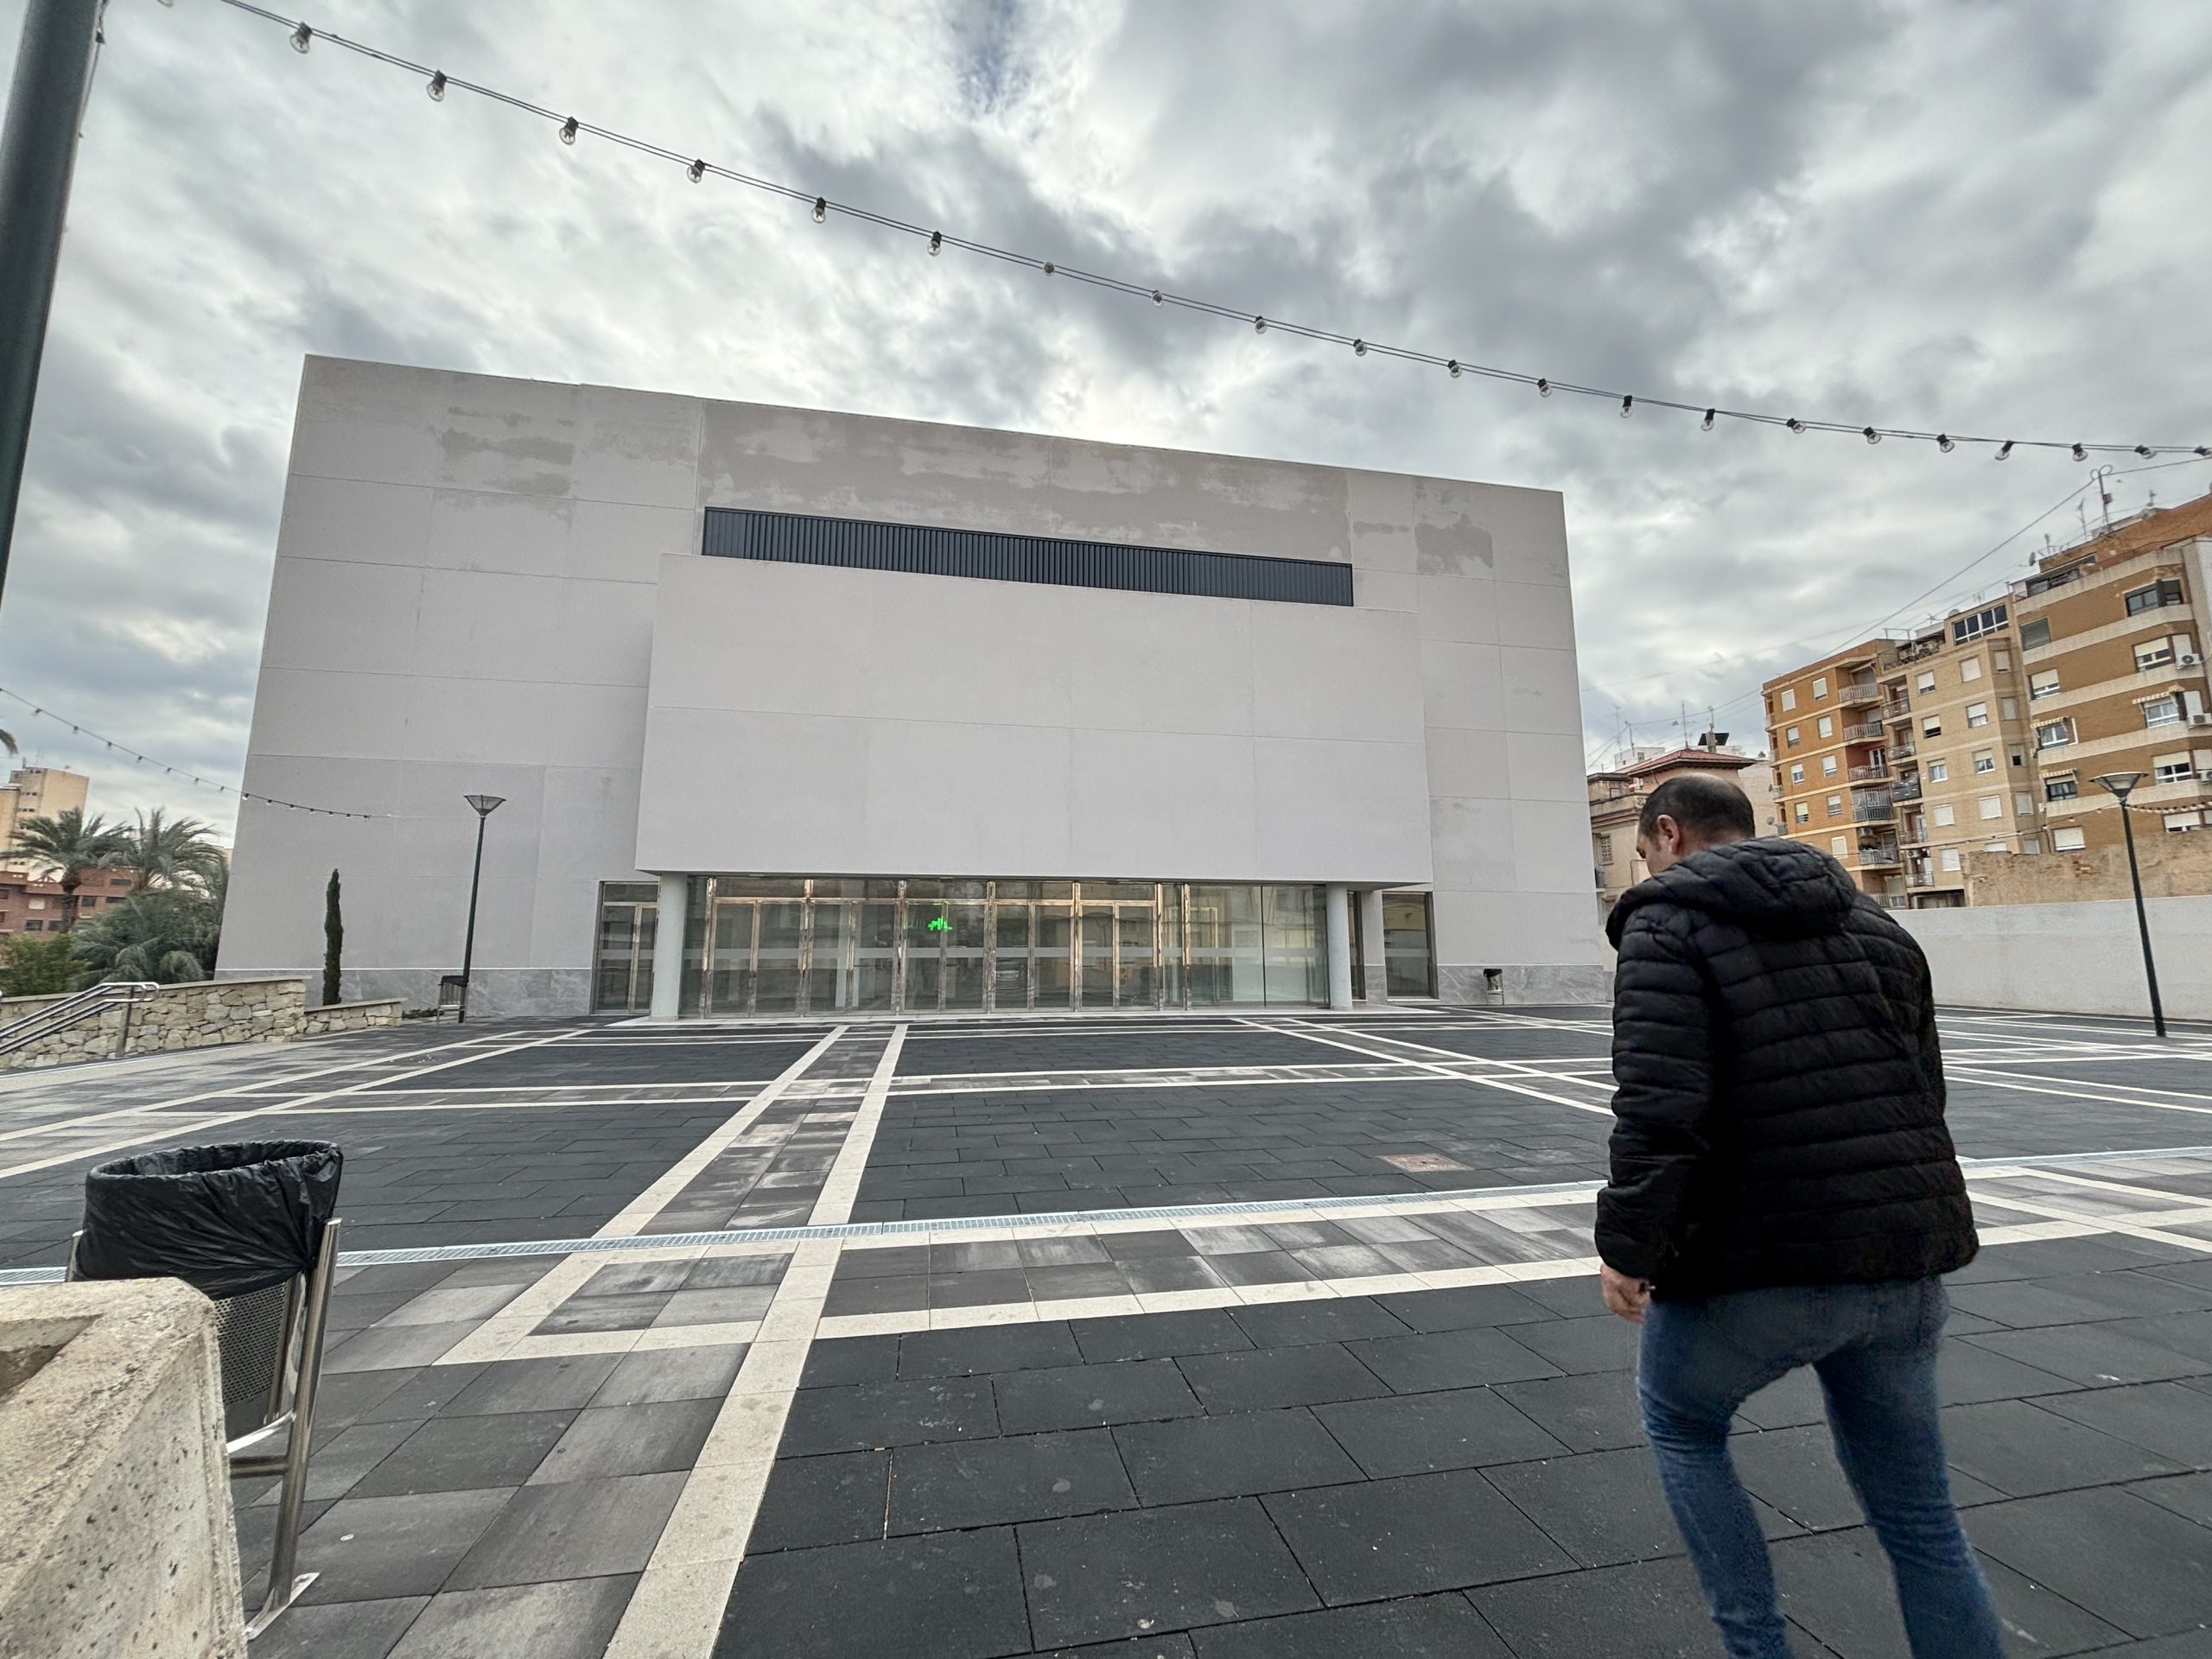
<box><xmin>322</xmin><ymin>869</ymin><xmax>343</xmax><ymax>1006</ymax></box>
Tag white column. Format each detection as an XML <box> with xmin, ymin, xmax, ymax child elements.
<box><xmin>649</xmin><ymin>873</ymin><xmax>688</xmax><ymax>1020</ymax></box>
<box><xmin>1325</xmin><ymin>883</ymin><xmax>1354</xmax><ymax>1011</ymax></box>
<box><xmin>1357</xmin><ymin>888</ymin><xmax>1389</xmax><ymax>1004</ymax></box>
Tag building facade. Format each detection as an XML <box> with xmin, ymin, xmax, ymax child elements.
<box><xmin>0</xmin><ymin>870</ymin><xmax>136</xmax><ymax>936</ymax></box>
<box><xmin>2014</xmin><ymin>495</ymin><xmax>2212</xmax><ymax>853</ymax></box>
<box><xmin>1587</xmin><ymin>744</ymin><xmax>1775</xmax><ymax>914</ymax></box>
<box><xmin>0</xmin><ymin>766</ymin><xmax>92</xmax><ymax>877</ymax></box>
<box><xmin>1762</xmin><ymin>644</ymin><xmax>1899</xmax><ymax>895</ymax></box>
<box><xmin>219</xmin><ymin>358</ymin><xmax>1605</xmax><ymax>1017</ymax></box>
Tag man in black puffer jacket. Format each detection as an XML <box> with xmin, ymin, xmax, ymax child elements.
<box><xmin>1597</xmin><ymin>773</ymin><xmax>2000</xmax><ymax>1659</ymax></box>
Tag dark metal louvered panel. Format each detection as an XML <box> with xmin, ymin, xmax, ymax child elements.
<box><xmin>701</xmin><ymin>507</ymin><xmax>1352</xmax><ymax>607</ymax></box>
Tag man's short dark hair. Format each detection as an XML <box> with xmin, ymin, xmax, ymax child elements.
<box><xmin>1638</xmin><ymin>773</ymin><xmax>1757</xmax><ymax>842</ymax></box>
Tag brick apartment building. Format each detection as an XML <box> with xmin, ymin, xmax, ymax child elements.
<box><xmin>0</xmin><ymin>868</ymin><xmax>137</xmax><ymax>937</ymax></box>
<box><xmin>1587</xmin><ymin>743</ymin><xmax>1778</xmax><ymax>914</ymax></box>
<box><xmin>1762</xmin><ymin>645</ymin><xmax>1901</xmax><ymax>898</ymax></box>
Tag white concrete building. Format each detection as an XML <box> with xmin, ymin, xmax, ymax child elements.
<box><xmin>220</xmin><ymin>357</ymin><xmax>1605</xmax><ymax>1016</ymax></box>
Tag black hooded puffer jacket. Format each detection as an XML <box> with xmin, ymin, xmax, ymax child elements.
<box><xmin>1596</xmin><ymin>837</ymin><xmax>1977</xmax><ymax>1295</ymax></box>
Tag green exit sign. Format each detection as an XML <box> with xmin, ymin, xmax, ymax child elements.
<box><xmin>926</xmin><ymin>915</ymin><xmax>950</xmax><ymax>932</ymax></box>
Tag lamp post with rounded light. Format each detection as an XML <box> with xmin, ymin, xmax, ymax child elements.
<box><xmin>2092</xmin><ymin>772</ymin><xmax>2165</xmax><ymax>1038</ymax></box>
<box><xmin>457</xmin><ymin>794</ymin><xmax>505</xmax><ymax>1026</ymax></box>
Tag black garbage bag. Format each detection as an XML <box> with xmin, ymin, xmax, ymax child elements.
<box><xmin>76</xmin><ymin>1141</ymin><xmax>343</xmax><ymax>1300</ymax></box>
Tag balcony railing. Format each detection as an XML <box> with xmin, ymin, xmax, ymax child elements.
<box><xmin>1840</xmin><ymin>681</ymin><xmax>1881</xmax><ymax>707</ymax></box>
<box><xmin>1849</xmin><ymin>763</ymin><xmax>1890</xmax><ymax>783</ymax></box>
<box><xmin>1892</xmin><ymin>777</ymin><xmax>1923</xmax><ymax>802</ymax></box>
<box><xmin>1859</xmin><ymin>843</ymin><xmax>1902</xmax><ymax>868</ymax></box>
<box><xmin>1842</xmin><ymin>722</ymin><xmax>1885</xmax><ymax>744</ymax></box>
<box><xmin>1853</xmin><ymin>800</ymin><xmax>1897</xmax><ymax>823</ymax></box>
<box><xmin>1883</xmin><ymin>696</ymin><xmax>1912</xmax><ymax>721</ymax></box>
<box><xmin>1888</xmin><ymin>734</ymin><xmax>1916</xmax><ymax>759</ymax></box>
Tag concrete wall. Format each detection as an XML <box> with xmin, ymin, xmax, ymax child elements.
<box><xmin>1897</xmin><ymin>893</ymin><xmax>2212</xmax><ymax>1020</ymax></box>
<box><xmin>0</xmin><ymin>978</ymin><xmax>400</xmax><ymax>1071</ymax></box>
<box><xmin>223</xmin><ymin>357</ymin><xmax>1605</xmax><ymax>1013</ymax></box>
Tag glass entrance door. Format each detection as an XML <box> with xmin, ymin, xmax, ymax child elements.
<box><xmin>592</xmin><ymin>888</ymin><xmax>657</xmax><ymax>1012</ymax></box>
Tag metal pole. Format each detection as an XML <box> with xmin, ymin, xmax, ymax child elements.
<box><xmin>2115</xmin><ymin>800</ymin><xmax>2167</xmax><ymax>1039</ymax></box>
<box><xmin>0</xmin><ymin>0</ymin><xmax>104</xmax><ymax>614</ymax></box>
<box><xmin>458</xmin><ymin>810</ymin><xmax>487</xmax><ymax>1025</ymax></box>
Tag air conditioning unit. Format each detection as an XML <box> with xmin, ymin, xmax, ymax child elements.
<box><xmin>2181</xmin><ymin>653</ymin><xmax>2204</xmax><ymax>667</ymax></box>
<box><xmin>2191</xmin><ymin>712</ymin><xmax>2212</xmax><ymax>728</ymax></box>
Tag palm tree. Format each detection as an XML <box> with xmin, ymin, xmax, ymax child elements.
<box><xmin>5</xmin><ymin>807</ymin><xmax>134</xmax><ymax>931</ymax></box>
<box><xmin>123</xmin><ymin>808</ymin><xmax>227</xmax><ymax>893</ymax></box>
<box><xmin>71</xmin><ymin>877</ymin><xmax>224</xmax><ymax>984</ymax></box>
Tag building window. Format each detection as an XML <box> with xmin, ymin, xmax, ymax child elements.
<box><xmin>2053</xmin><ymin>826</ymin><xmax>2088</xmax><ymax>851</ymax></box>
<box><xmin>2166</xmin><ymin>811</ymin><xmax>2206</xmax><ymax>833</ymax></box>
<box><xmin>2135</xmin><ymin>639</ymin><xmax>2178</xmax><ymax>671</ymax></box>
<box><xmin>1780</xmin><ymin>688</ymin><xmax>1798</xmax><ymax>712</ymax></box>
<box><xmin>2154</xmin><ymin>756</ymin><xmax>2193</xmax><ymax>785</ymax></box>
<box><xmin>1812</xmin><ymin>677</ymin><xmax>1829</xmax><ymax>701</ymax></box>
<box><xmin>1916</xmin><ymin>671</ymin><xmax>1937</xmax><ymax>694</ymax></box>
<box><xmin>2143</xmin><ymin>696</ymin><xmax>2183</xmax><ymax>728</ymax></box>
<box><xmin>2035</xmin><ymin>718</ymin><xmax>2074</xmax><ymax>749</ymax></box>
<box><xmin>2013</xmin><ymin>792</ymin><xmax>2035</xmax><ymax>814</ymax></box>
<box><xmin>2020</xmin><ymin>617</ymin><xmax>2053</xmax><ymax>650</ymax></box>
<box><xmin>1826</xmin><ymin>794</ymin><xmax>1843</xmax><ymax>819</ymax></box>
<box><xmin>22</xmin><ymin>920</ymin><xmax>40</xmax><ymax>932</ymax></box>
<box><xmin>26</xmin><ymin>898</ymin><xmax>44</xmax><ymax>910</ymax></box>
<box><xmin>1821</xmin><ymin>755</ymin><xmax>1839</xmax><ymax>778</ymax></box>
<box><xmin>1932</xmin><ymin>804</ymin><xmax>1956</xmax><ymax>827</ymax></box>
<box><xmin>1953</xmin><ymin>603</ymin><xmax>2007</xmax><ymax>643</ymax></box>
<box><xmin>1973</xmin><ymin>749</ymin><xmax>1996</xmax><ymax>774</ymax></box>
<box><xmin>1966</xmin><ymin>701</ymin><xmax>1990</xmax><ymax>728</ymax></box>
<box><xmin>1928</xmin><ymin>759</ymin><xmax>1949</xmax><ymax>782</ymax></box>
<box><xmin>1816</xmin><ymin>715</ymin><xmax>1834</xmax><ymax>739</ymax></box>
<box><xmin>1941</xmin><ymin>848</ymin><xmax>1963</xmax><ymax>871</ymax></box>
<box><xmin>1923</xmin><ymin>715</ymin><xmax>1942</xmax><ymax>738</ymax></box>
<box><xmin>1795</xmin><ymin>802</ymin><xmax>1811</xmax><ymax>824</ymax></box>
<box><xmin>1789</xmin><ymin>762</ymin><xmax>1805</xmax><ymax>784</ymax></box>
<box><xmin>1829</xmin><ymin>835</ymin><xmax>1849</xmax><ymax>856</ymax></box>
<box><xmin>2045</xmin><ymin>774</ymin><xmax>2078</xmax><ymax>801</ymax></box>
<box><xmin>1978</xmin><ymin>796</ymin><xmax>2003</xmax><ymax>820</ymax></box>
<box><xmin>1993</xmin><ymin>649</ymin><xmax>2012</xmax><ymax>672</ymax></box>
<box><xmin>1785</xmin><ymin>725</ymin><xmax>1801</xmax><ymax>747</ymax></box>
<box><xmin>2022</xmin><ymin>836</ymin><xmax>2044</xmax><ymax>854</ymax></box>
<box><xmin>1595</xmin><ymin>833</ymin><xmax>1615</xmax><ymax>867</ymax></box>
<box><xmin>1961</xmin><ymin>657</ymin><xmax>1983</xmax><ymax>683</ymax></box>
<box><xmin>2124</xmin><ymin>578</ymin><xmax>2184</xmax><ymax>616</ymax></box>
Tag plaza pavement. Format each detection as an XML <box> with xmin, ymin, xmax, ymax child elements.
<box><xmin>3</xmin><ymin>1004</ymin><xmax>2212</xmax><ymax>1656</ymax></box>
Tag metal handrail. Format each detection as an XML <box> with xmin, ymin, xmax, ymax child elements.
<box><xmin>0</xmin><ymin>980</ymin><xmax>160</xmax><ymax>1058</ymax></box>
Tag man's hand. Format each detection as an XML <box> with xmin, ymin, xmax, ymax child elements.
<box><xmin>1600</xmin><ymin>1263</ymin><xmax>1653</xmax><ymax>1324</ymax></box>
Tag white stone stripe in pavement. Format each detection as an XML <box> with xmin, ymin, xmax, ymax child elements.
<box><xmin>806</xmin><ymin>1026</ymin><xmax>907</xmax><ymax>1227</ymax></box>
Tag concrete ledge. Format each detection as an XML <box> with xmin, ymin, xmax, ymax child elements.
<box><xmin>0</xmin><ymin>1281</ymin><xmax>244</xmax><ymax>1658</ymax></box>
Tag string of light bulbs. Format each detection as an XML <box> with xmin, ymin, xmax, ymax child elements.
<box><xmin>196</xmin><ymin>0</ymin><xmax>2209</xmax><ymax>463</ymax></box>
<box><xmin>0</xmin><ymin>686</ymin><xmax>388</xmax><ymax>819</ymax></box>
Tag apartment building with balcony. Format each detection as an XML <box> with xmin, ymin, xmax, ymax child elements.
<box><xmin>1586</xmin><ymin>743</ymin><xmax>1776</xmax><ymax>914</ymax></box>
<box><xmin>1877</xmin><ymin>600</ymin><xmax>2039</xmax><ymax>906</ymax></box>
<box><xmin>2014</xmin><ymin>493</ymin><xmax>2212</xmax><ymax>854</ymax></box>
<box><xmin>1762</xmin><ymin>644</ymin><xmax>1901</xmax><ymax>898</ymax></box>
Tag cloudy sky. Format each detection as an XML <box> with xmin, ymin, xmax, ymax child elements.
<box><xmin>1</xmin><ymin>0</ymin><xmax>2208</xmax><ymax>837</ymax></box>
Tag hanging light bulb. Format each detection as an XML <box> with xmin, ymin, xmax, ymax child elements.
<box><xmin>1995</xmin><ymin>441</ymin><xmax>2014</xmax><ymax>461</ymax></box>
<box><xmin>1787</xmin><ymin>417</ymin><xmax>1805</xmax><ymax>434</ymax></box>
<box><xmin>929</xmin><ymin>231</ymin><xmax>943</xmax><ymax>255</ymax></box>
<box><xmin>1042</xmin><ymin>261</ymin><xmax>1055</xmax><ymax>275</ymax></box>
<box><xmin>1446</xmin><ymin>360</ymin><xmax>1461</xmax><ymax>378</ymax></box>
<box><xmin>427</xmin><ymin>70</ymin><xmax>446</xmax><ymax>100</ymax></box>
<box><xmin>1352</xmin><ymin>339</ymin><xmax>1367</xmax><ymax>357</ymax></box>
<box><xmin>1620</xmin><ymin>395</ymin><xmax>1634</xmax><ymax>417</ymax></box>
<box><xmin>1863</xmin><ymin>427</ymin><xmax>1880</xmax><ymax>444</ymax></box>
<box><xmin>2135</xmin><ymin>445</ymin><xmax>2154</xmax><ymax>458</ymax></box>
<box><xmin>559</xmin><ymin>116</ymin><xmax>578</xmax><ymax>144</ymax></box>
<box><xmin>1536</xmin><ymin>378</ymin><xmax>1552</xmax><ymax>397</ymax></box>
<box><xmin>2072</xmin><ymin>443</ymin><xmax>2088</xmax><ymax>462</ymax></box>
<box><xmin>2196</xmin><ymin>447</ymin><xmax>2211</xmax><ymax>458</ymax></box>
<box><xmin>1150</xmin><ymin>289</ymin><xmax>1163</xmax><ymax>304</ymax></box>
<box><xmin>688</xmin><ymin>158</ymin><xmax>705</xmax><ymax>181</ymax></box>
<box><xmin>290</xmin><ymin>22</ymin><xmax>312</xmax><ymax>52</ymax></box>
<box><xmin>812</xmin><ymin>197</ymin><xmax>827</xmax><ymax>223</ymax></box>
<box><xmin>1937</xmin><ymin>434</ymin><xmax>1955</xmax><ymax>453</ymax></box>
<box><xmin>1700</xmin><ymin>409</ymin><xmax>1715</xmax><ymax>430</ymax></box>
<box><xmin>1254</xmin><ymin>315</ymin><xmax>1267</xmax><ymax>333</ymax></box>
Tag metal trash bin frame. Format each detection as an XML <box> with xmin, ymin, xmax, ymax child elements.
<box><xmin>67</xmin><ymin>1213</ymin><xmax>344</xmax><ymax>1637</ymax></box>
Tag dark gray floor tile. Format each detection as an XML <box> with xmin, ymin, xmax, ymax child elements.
<box><xmin>2034</xmin><ymin>1380</ymin><xmax>2212</xmax><ymax>1468</ymax></box>
<box><xmin>714</xmin><ymin>1526</ymin><xmax>1030</xmax><ymax>1659</ymax></box>
<box><xmin>995</xmin><ymin>1357</ymin><xmax>1204</xmax><ymax>1433</ymax></box>
<box><xmin>1229</xmin><ymin>1298</ymin><xmax>1409</xmax><ymax>1349</ymax></box>
<box><xmin>579</xmin><ymin>1260</ymin><xmax>693</xmax><ymax>1295</ymax></box>
<box><xmin>1960</xmin><ymin>1325</ymin><xmax>2208</xmax><ymax>1389</ymax></box>
<box><xmin>653</xmin><ymin>1286</ymin><xmax>775</xmax><ymax>1327</ymax></box>
<box><xmin>1026</xmin><ymin>1262</ymin><xmax>1137</xmax><ymax>1301</ymax></box>
<box><xmin>248</xmin><ymin>1596</ymin><xmax>427</xmax><ymax>1659</ymax></box>
<box><xmin>1020</xmin><ymin>1497</ymin><xmax>1319</xmax><ymax>1649</ymax></box>
<box><xmin>1179</xmin><ymin>1341</ymin><xmax>1389</xmax><ymax>1414</ymax></box>
<box><xmin>1493</xmin><ymin>1369</ymin><xmax>1647</xmax><ymax>1452</ymax></box>
<box><xmin>931</xmin><ymin>1268</ymin><xmax>1033</xmax><ymax>1308</ymax></box>
<box><xmin>1486</xmin><ymin>1445</ymin><xmax>1798</xmax><ymax>1567</ymax></box>
<box><xmin>935</xmin><ymin>1240</ymin><xmax>1027</xmax><ymax>1272</ymax></box>
<box><xmin>798</xmin><ymin>1334</ymin><xmax>901</xmax><ymax>1389</ymax></box>
<box><xmin>1261</xmin><ymin>1221</ymin><xmax>1359</xmax><ymax>1250</ymax></box>
<box><xmin>899</xmin><ymin>1322</ymin><xmax>1083</xmax><ymax>1378</ymax></box>
<box><xmin>591</xmin><ymin>1343</ymin><xmax>746</xmax><ymax>1407</ymax></box>
<box><xmin>1314</xmin><ymin>1387</ymin><xmax>1566</xmax><ymax>1478</ymax></box>
<box><xmin>749</xmin><ymin>1451</ymin><xmax>890</xmax><ymax>1553</ymax></box>
<box><xmin>1121</xmin><ymin>1255</ymin><xmax>1230</xmax><ymax>1295</ymax></box>
<box><xmin>1343</xmin><ymin>1325</ymin><xmax>1561</xmax><ymax>1393</ymax></box>
<box><xmin>533</xmin><ymin>1293</ymin><xmax>671</xmax><ymax>1336</ymax></box>
<box><xmin>2130</xmin><ymin>1471</ymin><xmax>2212</xmax><ymax>1526</ymax></box>
<box><xmin>1113</xmin><ymin>1408</ymin><xmax>1364</xmax><ymax>1506</ymax></box>
<box><xmin>1188</xmin><ymin>1592</ymin><xmax>1511</xmax><ymax>1658</ymax></box>
<box><xmin>836</xmin><ymin>1244</ymin><xmax>931</xmax><ymax>1280</ymax></box>
<box><xmin>1504</xmin><ymin>1312</ymin><xmax>1642</xmax><ymax>1375</ymax></box>
<box><xmin>1942</xmin><ymin>1398</ymin><xmax>2185</xmax><ymax>1497</ymax></box>
<box><xmin>823</xmin><ymin>1275</ymin><xmax>931</xmax><ymax>1317</ymax></box>
<box><xmin>350</xmin><ymin>1365</ymin><xmax>492</xmax><ymax>1426</ymax></box>
<box><xmin>1775</xmin><ymin>1526</ymin><xmax>2129</xmax><ymax>1658</ymax></box>
<box><xmin>443</xmin><ymin>1355</ymin><xmax>623</xmax><ymax>1416</ymax></box>
<box><xmin>1205</xmin><ymin>1251</ymin><xmax>1313</xmax><ymax>1287</ymax></box>
<box><xmin>1284</xmin><ymin>1243</ymin><xmax>1402</xmax><ymax>1280</ymax></box>
<box><xmin>294</xmin><ymin>1489</ymin><xmax>513</xmax><ymax>1603</ymax></box>
<box><xmin>1019</xmin><ymin>1236</ymin><xmax>1113</xmax><ymax>1268</ymax></box>
<box><xmin>685</xmin><ymin>1253</ymin><xmax>789</xmax><ymax>1289</ymax></box>
<box><xmin>1071</xmin><ymin>1308</ymin><xmax>1254</xmax><ymax>1364</ymax></box>
<box><xmin>447</xmin><ymin>1471</ymin><xmax>683</xmax><ymax>1589</ymax></box>
<box><xmin>252</xmin><ymin>1420</ymin><xmax>423</xmax><ymax>1506</ymax></box>
<box><xmin>1504</xmin><ymin>1273</ymin><xmax>1610</xmax><ymax>1319</ymax></box>
<box><xmin>1967</xmin><ymin>1486</ymin><xmax>2212</xmax><ymax>1638</ymax></box>
<box><xmin>1472</xmin><ymin>1554</ymin><xmax>1734</xmax><ymax>1658</ymax></box>
<box><xmin>1040</xmin><ymin>1637</ymin><xmax>1195</xmax><ymax>1659</ymax></box>
<box><xmin>780</xmin><ymin>1376</ymin><xmax>999</xmax><ymax>1455</ymax></box>
<box><xmin>325</xmin><ymin>1322</ymin><xmax>484</xmax><ymax>1374</ymax></box>
<box><xmin>346</xmin><ymin>1410</ymin><xmax>574</xmax><ymax>1498</ymax></box>
<box><xmin>888</xmin><ymin>1427</ymin><xmax>1134</xmax><ymax>1532</ymax></box>
<box><xmin>528</xmin><ymin>1398</ymin><xmax>719</xmax><ymax>1484</ymax></box>
<box><xmin>1935</xmin><ymin>1338</ymin><xmax>2077</xmax><ymax>1404</ymax></box>
<box><xmin>1371</xmin><ymin>1283</ymin><xmax>1555</xmax><ymax>1332</ymax></box>
<box><xmin>1103</xmin><ymin>1230</ymin><xmax>1203</xmax><ymax>1262</ymax></box>
<box><xmin>1266</xmin><ymin>1466</ymin><xmax>1573</xmax><ymax>1603</ymax></box>
<box><xmin>385</xmin><ymin>1575</ymin><xmax>635</xmax><ymax>1659</ymax></box>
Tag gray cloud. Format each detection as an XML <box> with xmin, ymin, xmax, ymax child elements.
<box><xmin>0</xmin><ymin>0</ymin><xmax>2205</xmax><ymax>828</ymax></box>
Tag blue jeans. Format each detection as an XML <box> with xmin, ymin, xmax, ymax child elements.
<box><xmin>1637</xmin><ymin>1278</ymin><xmax>2005</xmax><ymax>1659</ymax></box>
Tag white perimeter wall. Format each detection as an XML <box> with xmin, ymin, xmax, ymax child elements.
<box><xmin>1898</xmin><ymin>895</ymin><xmax>2212</xmax><ymax>1021</ymax></box>
<box><xmin>220</xmin><ymin>357</ymin><xmax>1603</xmax><ymax>1013</ymax></box>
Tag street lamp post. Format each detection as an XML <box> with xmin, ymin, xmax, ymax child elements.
<box><xmin>457</xmin><ymin>794</ymin><xmax>505</xmax><ymax>1026</ymax></box>
<box><xmin>2092</xmin><ymin>772</ymin><xmax>2165</xmax><ymax>1039</ymax></box>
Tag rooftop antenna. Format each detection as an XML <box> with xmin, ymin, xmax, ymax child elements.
<box><xmin>2095</xmin><ymin>465</ymin><xmax>2116</xmax><ymax>531</ymax></box>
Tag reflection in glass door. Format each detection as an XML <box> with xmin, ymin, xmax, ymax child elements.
<box><xmin>756</xmin><ymin>902</ymin><xmax>804</xmax><ymax>1012</ymax></box>
<box><xmin>1035</xmin><ymin>902</ymin><xmax>1072</xmax><ymax>1006</ymax></box>
<box><xmin>992</xmin><ymin>899</ymin><xmax>1033</xmax><ymax>1009</ymax></box>
<box><xmin>592</xmin><ymin>885</ymin><xmax>658</xmax><ymax>1012</ymax></box>
<box><xmin>1077</xmin><ymin>902</ymin><xmax>1115</xmax><ymax>1007</ymax></box>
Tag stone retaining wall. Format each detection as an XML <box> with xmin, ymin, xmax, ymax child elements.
<box><xmin>0</xmin><ymin>978</ymin><xmax>403</xmax><ymax>1071</ymax></box>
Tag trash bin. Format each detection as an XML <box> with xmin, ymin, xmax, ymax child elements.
<box><xmin>74</xmin><ymin>1139</ymin><xmax>342</xmax><ymax>1299</ymax></box>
